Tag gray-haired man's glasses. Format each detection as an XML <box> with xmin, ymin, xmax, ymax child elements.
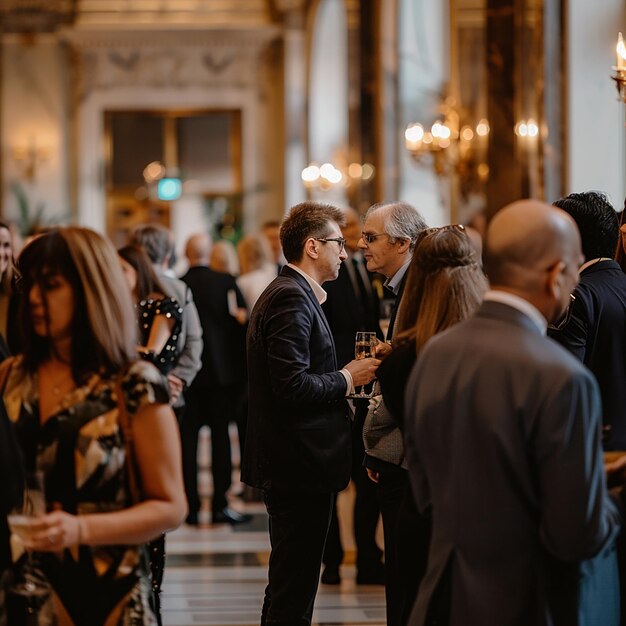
<box><xmin>314</xmin><ymin>237</ymin><xmax>346</xmax><ymax>252</ymax></box>
<box><xmin>360</xmin><ymin>232</ymin><xmax>388</xmax><ymax>244</ymax></box>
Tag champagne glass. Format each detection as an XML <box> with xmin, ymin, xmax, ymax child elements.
<box><xmin>6</xmin><ymin>472</ymin><xmax>55</xmax><ymax>625</ymax></box>
<box><xmin>352</xmin><ymin>332</ymin><xmax>378</xmax><ymax>398</ymax></box>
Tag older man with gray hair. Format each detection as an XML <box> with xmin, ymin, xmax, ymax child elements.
<box><xmin>358</xmin><ymin>200</ymin><xmax>427</xmax><ymax>626</ymax></box>
<box><xmin>358</xmin><ymin>201</ymin><xmax>427</xmax><ymax>340</ymax></box>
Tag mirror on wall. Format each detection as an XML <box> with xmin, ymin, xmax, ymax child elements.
<box><xmin>399</xmin><ymin>0</ymin><xmax>562</xmax><ymax>226</ymax></box>
<box><xmin>105</xmin><ymin>110</ymin><xmax>242</xmax><ymax>247</ymax></box>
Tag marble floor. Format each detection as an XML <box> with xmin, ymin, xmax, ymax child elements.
<box><xmin>161</xmin><ymin>427</ymin><xmax>387</xmax><ymax>626</ymax></box>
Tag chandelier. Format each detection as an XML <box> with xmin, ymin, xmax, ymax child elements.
<box><xmin>404</xmin><ymin>96</ymin><xmax>490</xmax><ymax>195</ymax></box>
<box><xmin>301</xmin><ymin>161</ymin><xmax>375</xmax><ymax>191</ymax></box>
<box><xmin>0</xmin><ymin>0</ymin><xmax>77</xmax><ymax>33</ymax></box>
<box><xmin>612</xmin><ymin>32</ymin><xmax>626</xmax><ymax>103</ymax></box>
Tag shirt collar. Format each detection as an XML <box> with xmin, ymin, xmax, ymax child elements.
<box><xmin>483</xmin><ymin>290</ymin><xmax>547</xmax><ymax>335</ymax></box>
<box><xmin>384</xmin><ymin>258</ymin><xmax>412</xmax><ymax>295</ymax></box>
<box><xmin>287</xmin><ymin>263</ymin><xmax>327</xmax><ymax>304</ymax></box>
<box><xmin>579</xmin><ymin>257</ymin><xmax>613</xmax><ymax>273</ymax></box>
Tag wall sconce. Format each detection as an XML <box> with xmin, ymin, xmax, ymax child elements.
<box><xmin>301</xmin><ymin>161</ymin><xmax>375</xmax><ymax>190</ymax></box>
<box><xmin>404</xmin><ymin>97</ymin><xmax>490</xmax><ymax>194</ymax></box>
<box><xmin>11</xmin><ymin>139</ymin><xmax>51</xmax><ymax>181</ymax></box>
<box><xmin>612</xmin><ymin>32</ymin><xmax>626</xmax><ymax>103</ymax></box>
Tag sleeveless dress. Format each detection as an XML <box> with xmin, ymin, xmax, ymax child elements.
<box><xmin>137</xmin><ymin>297</ymin><xmax>183</xmax><ymax>375</ymax></box>
<box><xmin>1</xmin><ymin>357</ymin><xmax>169</xmax><ymax>626</ymax></box>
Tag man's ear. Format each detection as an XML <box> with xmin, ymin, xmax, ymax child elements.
<box><xmin>396</xmin><ymin>238</ymin><xmax>411</xmax><ymax>254</ymax></box>
<box><xmin>304</xmin><ymin>237</ymin><xmax>319</xmax><ymax>260</ymax></box>
<box><xmin>546</xmin><ymin>260</ymin><xmax>565</xmax><ymax>298</ymax></box>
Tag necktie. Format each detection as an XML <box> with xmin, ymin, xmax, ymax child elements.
<box><xmin>351</xmin><ymin>256</ymin><xmax>369</xmax><ymax>301</ymax></box>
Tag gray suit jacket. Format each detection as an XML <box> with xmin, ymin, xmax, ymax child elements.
<box><xmin>405</xmin><ymin>300</ymin><xmax>621</xmax><ymax>626</ymax></box>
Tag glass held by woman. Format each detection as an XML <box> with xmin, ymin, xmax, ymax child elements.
<box><xmin>0</xmin><ymin>227</ymin><xmax>187</xmax><ymax>626</ymax></box>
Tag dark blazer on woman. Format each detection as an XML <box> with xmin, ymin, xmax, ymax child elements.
<box><xmin>241</xmin><ymin>266</ymin><xmax>351</xmax><ymax>494</ymax></box>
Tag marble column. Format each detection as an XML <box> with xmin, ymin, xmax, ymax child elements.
<box><xmin>276</xmin><ymin>0</ymin><xmax>308</xmax><ymax>211</ymax></box>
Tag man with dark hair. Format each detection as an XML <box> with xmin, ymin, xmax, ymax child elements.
<box><xmin>548</xmin><ymin>191</ymin><xmax>626</xmax><ymax>449</ymax></box>
<box><xmin>242</xmin><ymin>201</ymin><xmax>380</xmax><ymax>626</ymax></box>
<box><xmin>262</xmin><ymin>220</ymin><xmax>286</xmax><ymax>274</ymax></box>
<box><xmin>406</xmin><ymin>200</ymin><xmax>622</xmax><ymax>626</ymax></box>
<box><xmin>548</xmin><ymin>190</ymin><xmax>626</xmax><ymax>623</ymax></box>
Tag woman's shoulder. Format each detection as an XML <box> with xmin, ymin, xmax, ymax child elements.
<box><xmin>119</xmin><ymin>360</ymin><xmax>170</xmax><ymax>413</ymax></box>
<box><xmin>143</xmin><ymin>295</ymin><xmax>182</xmax><ymax>318</ymax></box>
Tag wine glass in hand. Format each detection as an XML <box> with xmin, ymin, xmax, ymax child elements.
<box><xmin>353</xmin><ymin>332</ymin><xmax>378</xmax><ymax>397</ymax></box>
<box><xmin>7</xmin><ymin>472</ymin><xmax>48</xmax><ymax>593</ymax></box>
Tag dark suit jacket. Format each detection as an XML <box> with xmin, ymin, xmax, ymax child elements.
<box><xmin>548</xmin><ymin>260</ymin><xmax>626</xmax><ymax>450</ymax></box>
<box><xmin>181</xmin><ymin>265</ymin><xmax>246</xmax><ymax>388</ymax></box>
<box><xmin>322</xmin><ymin>257</ymin><xmax>382</xmax><ymax>368</ymax></box>
<box><xmin>387</xmin><ymin>271</ymin><xmax>408</xmax><ymax>341</ymax></box>
<box><xmin>405</xmin><ymin>301</ymin><xmax>621</xmax><ymax>626</ymax></box>
<box><xmin>241</xmin><ymin>266</ymin><xmax>351</xmax><ymax>493</ymax></box>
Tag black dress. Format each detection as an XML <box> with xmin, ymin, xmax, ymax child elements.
<box><xmin>137</xmin><ymin>297</ymin><xmax>183</xmax><ymax>375</ymax></box>
<box><xmin>136</xmin><ymin>296</ymin><xmax>182</xmax><ymax>624</ymax></box>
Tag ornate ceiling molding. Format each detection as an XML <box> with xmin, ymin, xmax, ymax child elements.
<box><xmin>62</xmin><ymin>26</ymin><xmax>280</xmax><ymax>50</ymax></box>
<box><xmin>0</xmin><ymin>0</ymin><xmax>77</xmax><ymax>33</ymax></box>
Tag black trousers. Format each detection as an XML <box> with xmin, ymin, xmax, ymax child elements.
<box><xmin>377</xmin><ymin>469</ymin><xmax>410</xmax><ymax>626</ymax></box>
<box><xmin>181</xmin><ymin>381</ymin><xmax>240</xmax><ymax>515</ymax></box>
<box><xmin>323</xmin><ymin>402</ymin><xmax>383</xmax><ymax>574</ymax></box>
<box><xmin>261</xmin><ymin>490</ymin><xmax>334</xmax><ymax>626</ymax></box>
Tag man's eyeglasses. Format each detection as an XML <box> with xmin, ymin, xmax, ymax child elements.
<box><xmin>314</xmin><ymin>237</ymin><xmax>346</xmax><ymax>252</ymax></box>
<box><xmin>360</xmin><ymin>232</ymin><xmax>388</xmax><ymax>244</ymax></box>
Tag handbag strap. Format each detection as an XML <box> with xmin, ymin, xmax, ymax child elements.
<box><xmin>116</xmin><ymin>376</ymin><xmax>141</xmax><ymax>504</ymax></box>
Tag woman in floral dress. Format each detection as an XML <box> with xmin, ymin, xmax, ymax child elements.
<box><xmin>0</xmin><ymin>227</ymin><xmax>186</xmax><ymax>626</ymax></box>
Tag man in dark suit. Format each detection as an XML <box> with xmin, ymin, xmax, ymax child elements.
<box><xmin>548</xmin><ymin>191</ymin><xmax>626</xmax><ymax>450</ymax></box>
<box><xmin>357</xmin><ymin>201</ymin><xmax>427</xmax><ymax>625</ymax></box>
<box><xmin>242</xmin><ymin>202</ymin><xmax>380</xmax><ymax>626</ymax></box>
<box><xmin>321</xmin><ymin>207</ymin><xmax>384</xmax><ymax>585</ymax></box>
<box><xmin>181</xmin><ymin>233</ymin><xmax>250</xmax><ymax>526</ymax></box>
<box><xmin>405</xmin><ymin>200</ymin><xmax>623</xmax><ymax>626</ymax></box>
<box><xmin>548</xmin><ymin>191</ymin><xmax>626</xmax><ymax>623</ymax></box>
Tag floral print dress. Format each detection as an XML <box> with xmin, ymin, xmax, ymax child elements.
<box><xmin>1</xmin><ymin>356</ymin><xmax>169</xmax><ymax>626</ymax></box>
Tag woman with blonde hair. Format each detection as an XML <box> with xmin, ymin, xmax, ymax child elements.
<box><xmin>364</xmin><ymin>225</ymin><xmax>487</xmax><ymax>626</ymax></box>
<box><xmin>0</xmin><ymin>227</ymin><xmax>186</xmax><ymax>625</ymax></box>
<box><xmin>236</xmin><ymin>233</ymin><xmax>276</xmax><ymax>310</ymax></box>
<box><xmin>210</xmin><ymin>239</ymin><xmax>240</xmax><ymax>276</ymax></box>
<box><xmin>0</xmin><ymin>222</ymin><xmax>18</xmax><ymax>356</ymax></box>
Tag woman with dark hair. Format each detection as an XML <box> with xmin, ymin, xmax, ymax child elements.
<box><xmin>365</xmin><ymin>225</ymin><xmax>487</xmax><ymax>626</ymax></box>
<box><xmin>0</xmin><ymin>228</ymin><xmax>186</xmax><ymax>625</ymax></box>
<box><xmin>118</xmin><ymin>244</ymin><xmax>183</xmax><ymax>373</ymax></box>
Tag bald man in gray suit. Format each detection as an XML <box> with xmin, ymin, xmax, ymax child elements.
<box><xmin>405</xmin><ymin>200</ymin><xmax>623</xmax><ymax>626</ymax></box>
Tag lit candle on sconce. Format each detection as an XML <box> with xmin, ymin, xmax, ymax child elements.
<box><xmin>611</xmin><ymin>33</ymin><xmax>626</xmax><ymax>102</ymax></box>
<box><xmin>617</xmin><ymin>32</ymin><xmax>626</xmax><ymax>71</ymax></box>
<box><xmin>404</xmin><ymin>123</ymin><xmax>424</xmax><ymax>151</ymax></box>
